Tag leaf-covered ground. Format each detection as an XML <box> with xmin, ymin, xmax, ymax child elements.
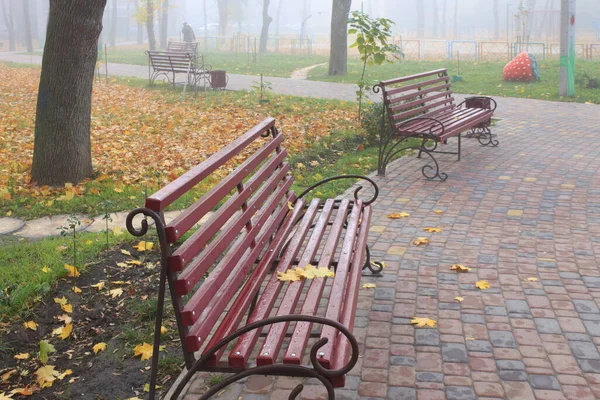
<box><xmin>0</xmin><ymin>64</ymin><xmax>356</xmax><ymax>217</ymax></box>
<box><xmin>0</xmin><ymin>243</ymin><xmax>180</xmax><ymax>399</ymax></box>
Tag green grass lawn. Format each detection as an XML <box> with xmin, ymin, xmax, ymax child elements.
<box><xmin>308</xmin><ymin>58</ymin><xmax>600</xmax><ymax>104</ymax></box>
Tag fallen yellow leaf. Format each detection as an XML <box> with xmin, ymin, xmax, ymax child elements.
<box><xmin>133</xmin><ymin>241</ymin><xmax>154</xmax><ymax>252</ymax></box>
<box><xmin>64</xmin><ymin>264</ymin><xmax>80</xmax><ymax>277</ymax></box>
<box><xmin>61</xmin><ymin>303</ymin><xmax>73</xmax><ymax>313</ymax></box>
<box><xmin>2</xmin><ymin>369</ymin><xmax>16</xmax><ymax>382</ymax></box>
<box><xmin>53</xmin><ymin>323</ymin><xmax>73</xmax><ymax>340</ymax></box>
<box><xmin>10</xmin><ymin>386</ymin><xmax>38</xmax><ymax>396</ymax></box>
<box><xmin>434</xmin><ymin>210</ymin><xmax>443</xmax><ymax>214</ymax></box>
<box><xmin>454</xmin><ymin>296</ymin><xmax>464</xmax><ymax>302</ymax></box>
<box><xmin>72</xmin><ymin>286</ymin><xmax>82</xmax><ymax>293</ymax></box>
<box><xmin>287</xmin><ymin>201</ymin><xmax>294</xmax><ymax>211</ymax></box>
<box><xmin>362</xmin><ymin>283</ymin><xmax>376</xmax><ymax>289</ymax></box>
<box><xmin>23</xmin><ymin>320</ymin><xmax>38</xmax><ymax>331</ymax></box>
<box><xmin>113</xmin><ymin>187</ymin><xmax>123</xmax><ymax>193</ymax></box>
<box><xmin>112</xmin><ymin>226</ymin><xmax>123</xmax><ymax>236</ymax></box>
<box><xmin>450</xmin><ymin>264</ymin><xmax>472</xmax><ymax>272</ymax></box>
<box><xmin>53</xmin><ymin>296</ymin><xmax>68</xmax><ymax>305</ymax></box>
<box><xmin>108</xmin><ymin>288</ymin><xmax>124</xmax><ymax>298</ymax></box>
<box><xmin>6</xmin><ymin>210</ymin><xmax>11</xmax><ymax>216</ymax></box>
<box><xmin>14</xmin><ymin>353</ymin><xmax>30</xmax><ymax>360</ymax></box>
<box><xmin>387</xmin><ymin>212</ymin><xmax>410</xmax><ymax>219</ymax></box>
<box><xmin>412</xmin><ymin>237</ymin><xmax>430</xmax><ymax>246</ymax></box>
<box><xmin>476</xmin><ymin>280</ymin><xmax>491</xmax><ymax>290</ymax></box>
<box><xmin>410</xmin><ymin>317</ymin><xmax>437</xmax><ymax>328</ymax></box>
<box><xmin>160</xmin><ymin>326</ymin><xmax>168</xmax><ymax>335</ymax></box>
<box><xmin>526</xmin><ymin>277</ymin><xmax>538</xmax><ymax>282</ymax></box>
<box><xmin>133</xmin><ymin>342</ymin><xmax>154</xmax><ymax>361</ymax></box>
<box><xmin>57</xmin><ymin>369</ymin><xmax>72</xmax><ymax>380</ymax></box>
<box><xmin>126</xmin><ymin>260</ymin><xmax>142</xmax><ymax>266</ymax></box>
<box><xmin>277</xmin><ymin>270</ymin><xmax>301</xmax><ymax>282</ymax></box>
<box><xmin>143</xmin><ymin>383</ymin><xmax>162</xmax><ymax>392</ymax></box>
<box><xmin>57</xmin><ymin>314</ymin><xmax>72</xmax><ymax>324</ymax></box>
<box><xmin>41</xmin><ymin>266</ymin><xmax>51</xmax><ymax>273</ymax></box>
<box><xmin>91</xmin><ymin>281</ymin><xmax>106</xmax><ymax>291</ymax></box>
<box><xmin>423</xmin><ymin>227</ymin><xmax>441</xmax><ymax>233</ymax></box>
<box><xmin>120</xmin><ymin>249</ymin><xmax>132</xmax><ymax>256</ymax></box>
<box><xmin>85</xmin><ymin>240</ymin><xmax>93</xmax><ymax>245</ymax></box>
<box><xmin>294</xmin><ymin>265</ymin><xmax>335</xmax><ymax>279</ymax></box>
<box><xmin>35</xmin><ymin>365</ymin><xmax>59</xmax><ymax>388</ymax></box>
<box><xmin>93</xmin><ymin>342</ymin><xmax>107</xmax><ymax>354</ymax></box>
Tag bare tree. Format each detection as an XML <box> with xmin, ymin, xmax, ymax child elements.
<box><xmin>146</xmin><ymin>0</ymin><xmax>156</xmax><ymax>50</ymax></box>
<box><xmin>259</xmin><ymin>0</ymin><xmax>272</xmax><ymax>53</ymax></box>
<box><xmin>160</xmin><ymin>0</ymin><xmax>169</xmax><ymax>48</ymax></box>
<box><xmin>275</xmin><ymin>0</ymin><xmax>284</xmax><ymax>37</ymax></box>
<box><xmin>218</xmin><ymin>0</ymin><xmax>227</xmax><ymax>36</ymax></box>
<box><xmin>494</xmin><ymin>0</ymin><xmax>500</xmax><ymax>39</ymax></box>
<box><xmin>134</xmin><ymin>0</ymin><xmax>144</xmax><ymax>44</ymax></box>
<box><xmin>31</xmin><ymin>0</ymin><xmax>108</xmax><ymax>186</ymax></box>
<box><xmin>110</xmin><ymin>0</ymin><xmax>117</xmax><ymax>46</ymax></box>
<box><xmin>432</xmin><ymin>0</ymin><xmax>439</xmax><ymax>37</ymax></box>
<box><xmin>328</xmin><ymin>0</ymin><xmax>351</xmax><ymax>76</ymax></box>
<box><xmin>22</xmin><ymin>0</ymin><xmax>33</xmax><ymax>52</ymax></box>
<box><xmin>1</xmin><ymin>0</ymin><xmax>15</xmax><ymax>51</ymax></box>
<box><xmin>416</xmin><ymin>0</ymin><xmax>424</xmax><ymax>38</ymax></box>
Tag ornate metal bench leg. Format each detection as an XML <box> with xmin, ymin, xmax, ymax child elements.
<box><xmin>362</xmin><ymin>245</ymin><xmax>384</xmax><ymax>275</ymax></box>
<box><xmin>472</xmin><ymin>126</ymin><xmax>499</xmax><ymax>147</ymax></box>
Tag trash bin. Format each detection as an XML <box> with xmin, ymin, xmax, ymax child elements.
<box><xmin>209</xmin><ymin>70</ymin><xmax>227</xmax><ymax>89</ymax></box>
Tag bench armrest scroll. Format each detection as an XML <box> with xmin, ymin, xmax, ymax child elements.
<box><xmin>295</xmin><ymin>175</ymin><xmax>379</xmax><ymax>206</ymax></box>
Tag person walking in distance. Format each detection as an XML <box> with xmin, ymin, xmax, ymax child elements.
<box><xmin>182</xmin><ymin>22</ymin><xmax>196</xmax><ymax>42</ymax></box>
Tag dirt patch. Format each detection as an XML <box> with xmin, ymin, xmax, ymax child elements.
<box><xmin>0</xmin><ymin>244</ymin><xmax>182</xmax><ymax>399</ymax></box>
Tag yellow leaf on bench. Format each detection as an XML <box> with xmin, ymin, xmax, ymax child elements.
<box><xmin>277</xmin><ymin>270</ymin><xmax>302</xmax><ymax>282</ymax></box>
<box><xmin>410</xmin><ymin>317</ymin><xmax>437</xmax><ymax>328</ymax></box>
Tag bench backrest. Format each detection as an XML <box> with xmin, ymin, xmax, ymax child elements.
<box><xmin>146</xmin><ymin>50</ymin><xmax>194</xmax><ymax>73</ymax></box>
<box><xmin>167</xmin><ymin>41</ymin><xmax>198</xmax><ymax>55</ymax></box>
<box><xmin>379</xmin><ymin>69</ymin><xmax>455</xmax><ymax>129</ymax></box>
<box><xmin>145</xmin><ymin>118</ymin><xmax>298</xmax><ymax>365</ymax></box>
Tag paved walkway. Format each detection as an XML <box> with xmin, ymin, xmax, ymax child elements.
<box><xmin>4</xmin><ymin>53</ymin><xmax>600</xmax><ymax>399</ymax></box>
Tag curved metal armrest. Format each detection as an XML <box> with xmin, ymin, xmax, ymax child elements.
<box><xmin>392</xmin><ymin>116</ymin><xmax>445</xmax><ymax>139</ymax></box>
<box><xmin>457</xmin><ymin>96</ymin><xmax>497</xmax><ymax>112</ymax></box>
<box><xmin>295</xmin><ymin>175</ymin><xmax>379</xmax><ymax>206</ymax></box>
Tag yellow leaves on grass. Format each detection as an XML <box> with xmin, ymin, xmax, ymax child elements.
<box><xmin>450</xmin><ymin>264</ymin><xmax>472</xmax><ymax>272</ymax></box>
<box><xmin>133</xmin><ymin>241</ymin><xmax>154</xmax><ymax>252</ymax></box>
<box><xmin>277</xmin><ymin>265</ymin><xmax>335</xmax><ymax>282</ymax></box>
<box><xmin>410</xmin><ymin>317</ymin><xmax>437</xmax><ymax>328</ymax></box>
<box><xmin>362</xmin><ymin>283</ymin><xmax>376</xmax><ymax>289</ymax></box>
<box><xmin>476</xmin><ymin>280</ymin><xmax>491</xmax><ymax>290</ymax></box>
<box><xmin>423</xmin><ymin>227</ymin><xmax>442</xmax><ymax>233</ymax></box>
<box><xmin>41</xmin><ymin>266</ymin><xmax>51</xmax><ymax>273</ymax></box>
<box><xmin>133</xmin><ymin>343</ymin><xmax>154</xmax><ymax>361</ymax></box>
<box><xmin>93</xmin><ymin>342</ymin><xmax>107</xmax><ymax>354</ymax></box>
<box><xmin>387</xmin><ymin>212</ymin><xmax>410</xmax><ymax>219</ymax></box>
<box><xmin>64</xmin><ymin>264</ymin><xmax>80</xmax><ymax>278</ymax></box>
<box><xmin>412</xmin><ymin>237</ymin><xmax>429</xmax><ymax>246</ymax></box>
<box><xmin>23</xmin><ymin>321</ymin><xmax>38</xmax><ymax>331</ymax></box>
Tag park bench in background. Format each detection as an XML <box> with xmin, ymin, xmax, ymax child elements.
<box><xmin>126</xmin><ymin>117</ymin><xmax>381</xmax><ymax>399</ymax></box>
<box><xmin>375</xmin><ymin>68</ymin><xmax>498</xmax><ymax>181</ymax></box>
<box><xmin>146</xmin><ymin>50</ymin><xmax>211</xmax><ymax>92</ymax></box>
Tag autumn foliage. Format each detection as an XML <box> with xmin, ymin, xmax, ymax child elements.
<box><xmin>0</xmin><ymin>64</ymin><xmax>355</xmax><ymax>202</ymax></box>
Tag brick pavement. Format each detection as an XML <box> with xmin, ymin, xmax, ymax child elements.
<box><xmin>176</xmin><ymin>97</ymin><xmax>600</xmax><ymax>399</ymax></box>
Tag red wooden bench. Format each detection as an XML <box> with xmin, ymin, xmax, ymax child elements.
<box><xmin>126</xmin><ymin>118</ymin><xmax>381</xmax><ymax>399</ymax></box>
<box><xmin>374</xmin><ymin>68</ymin><xmax>498</xmax><ymax>180</ymax></box>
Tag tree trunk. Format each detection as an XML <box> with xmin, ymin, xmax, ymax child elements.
<box><xmin>453</xmin><ymin>0</ymin><xmax>458</xmax><ymax>39</ymax></box>
<box><xmin>275</xmin><ymin>0</ymin><xmax>283</xmax><ymax>37</ymax></box>
<box><xmin>160</xmin><ymin>0</ymin><xmax>168</xmax><ymax>48</ymax></box>
<box><xmin>134</xmin><ymin>0</ymin><xmax>144</xmax><ymax>44</ymax></box>
<box><xmin>126</xmin><ymin>0</ymin><xmax>130</xmax><ymax>40</ymax></box>
<box><xmin>494</xmin><ymin>0</ymin><xmax>499</xmax><ymax>39</ymax></box>
<box><xmin>31</xmin><ymin>0</ymin><xmax>107</xmax><ymax>186</ymax></box>
<box><xmin>416</xmin><ymin>0</ymin><xmax>424</xmax><ymax>38</ymax></box>
<box><xmin>432</xmin><ymin>0</ymin><xmax>438</xmax><ymax>37</ymax></box>
<box><xmin>441</xmin><ymin>0</ymin><xmax>447</xmax><ymax>37</ymax></box>
<box><xmin>1</xmin><ymin>0</ymin><xmax>15</xmax><ymax>51</ymax></box>
<box><xmin>259</xmin><ymin>0</ymin><xmax>272</xmax><ymax>53</ymax></box>
<box><xmin>22</xmin><ymin>0</ymin><xmax>33</xmax><ymax>52</ymax></box>
<box><xmin>328</xmin><ymin>0</ymin><xmax>351</xmax><ymax>76</ymax></box>
<box><xmin>218</xmin><ymin>0</ymin><xmax>227</xmax><ymax>36</ymax></box>
<box><xmin>146</xmin><ymin>0</ymin><xmax>156</xmax><ymax>50</ymax></box>
<box><xmin>110</xmin><ymin>0</ymin><xmax>117</xmax><ymax>46</ymax></box>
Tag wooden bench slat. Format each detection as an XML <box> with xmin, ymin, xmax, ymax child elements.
<box><xmin>165</xmin><ymin>135</ymin><xmax>285</xmax><ymax>243</ymax></box>
<box><xmin>183</xmin><ymin>182</ymin><xmax>295</xmax><ymax>350</ymax></box>
<box><xmin>397</xmin><ymin>108</ymin><xmax>479</xmax><ymax>133</ymax></box>
<box><xmin>389</xmin><ymin>91</ymin><xmax>454</xmax><ymax>114</ymax></box>
<box><xmin>392</xmin><ymin>97</ymin><xmax>455</xmax><ymax>122</ymax></box>
<box><xmin>380</xmin><ymin>68</ymin><xmax>447</xmax><ymax>87</ymax></box>
<box><xmin>387</xmin><ymin>83</ymin><xmax>452</xmax><ymax>105</ymax></box>
<box><xmin>283</xmin><ymin>199</ymin><xmax>352</xmax><ymax>365</ymax></box>
<box><xmin>439</xmin><ymin>110</ymin><xmax>493</xmax><ymax>140</ymax></box>
<box><xmin>314</xmin><ymin>202</ymin><xmax>363</xmax><ymax>369</ymax></box>
<box><xmin>146</xmin><ymin>117</ymin><xmax>276</xmax><ymax>211</ymax></box>
<box><xmin>383</xmin><ymin>76</ymin><xmax>449</xmax><ymax>99</ymax></box>
<box><xmin>169</xmin><ymin>152</ymin><xmax>288</xmax><ymax>272</ymax></box>
<box><xmin>329</xmin><ymin>206</ymin><xmax>372</xmax><ymax>388</ymax></box>
<box><xmin>202</xmin><ymin>197</ymin><xmax>307</xmax><ymax>366</ymax></box>
<box><xmin>255</xmin><ymin>199</ymin><xmax>337</xmax><ymax>366</ymax></box>
<box><xmin>228</xmin><ymin>199</ymin><xmax>322</xmax><ymax>369</ymax></box>
<box><xmin>174</xmin><ymin>166</ymin><xmax>291</xmax><ymax>299</ymax></box>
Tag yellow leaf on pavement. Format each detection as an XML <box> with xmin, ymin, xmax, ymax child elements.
<box><xmin>454</xmin><ymin>296</ymin><xmax>464</xmax><ymax>302</ymax></box>
<box><xmin>23</xmin><ymin>320</ymin><xmax>38</xmax><ymax>331</ymax></box>
<box><xmin>362</xmin><ymin>283</ymin><xmax>376</xmax><ymax>289</ymax></box>
<box><xmin>450</xmin><ymin>264</ymin><xmax>472</xmax><ymax>272</ymax></box>
<box><xmin>133</xmin><ymin>343</ymin><xmax>154</xmax><ymax>361</ymax></box>
<box><xmin>423</xmin><ymin>227</ymin><xmax>442</xmax><ymax>233</ymax></box>
<box><xmin>93</xmin><ymin>342</ymin><xmax>107</xmax><ymax>354</ymax></box>
<box><xmin>526</xmin><ymin>277</ymin><xmax>538</xmax><ymax>282</ymax></box>
<box><xmin>412</xmin><ymin>237</ymin><xmax>429</xmax><ymax>246</ymax></box>
<box><xmin>434</xmin><ymin>209</ymin><xmax>443</xmax><ymax>214</ymax></box>
<box><xmin>476</xmin><ymin>280</ymin><xmax>491</xmax><ymax>290</ymax></box>
<box><xmin>387</xmin><ymin>212</ymin><xmax>410</xmax><ymax>219</ymax></box>
<box><xmin>14</xmin><ymin>353</ymin><xmax>30</xmax><ymax>360</ymax></box>
<box><xmin>35</xmin><ymin>365</ymin><xmax>59</xmax><ymax>388</ymax></box>
<box><xmin>277</xmin><ymin>270</ymin><xmax>301</xmax><ymax>282</ymax></box>
<box><xmin>410</xmin><ymin>317</ymin><xmax>437</xmax><ymax>328</ymax></box>
<box><xmin>64</xmin><ymin>264</ymin><xmax>80</xmax><ymax>277</ymax></box>
<box><xmin>133</xmin><ymin>241</ymin><xmax>154</xmax><ymax>252</ymax></box>
<box><xmin>91</xmin><ymin>281</ymin><xmax>106</xmax><ymax>291</ymax></box>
